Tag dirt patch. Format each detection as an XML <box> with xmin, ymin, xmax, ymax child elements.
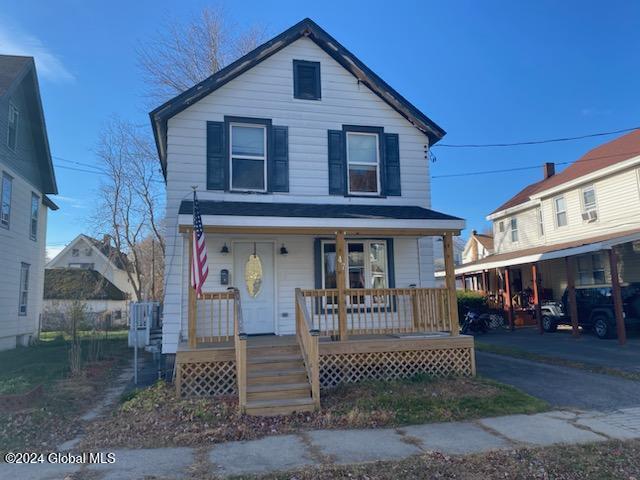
<box><xmin>80</xmin><ymin>376</ymin><xmax>547</xmax><ymax>450</ymax></box>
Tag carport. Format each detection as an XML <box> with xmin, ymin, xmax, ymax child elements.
<box><xmin>452</xmin><ymin>228</ymin><xmax>640</xmax><ymax>346</ymax></box>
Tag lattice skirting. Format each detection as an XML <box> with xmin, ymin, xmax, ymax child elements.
<box><xmin>319</xmin><ymin>347</ymin><xmax>474</xmax><ymax>389</ymax></box>
<box><xmin>176</xmin><ymin>360</ymin><xmax>236</xmax><ymax>397</ymax></box>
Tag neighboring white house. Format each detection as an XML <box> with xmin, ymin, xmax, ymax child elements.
<box><xmin>150</xmin><ymin>18</ymin><xmax>465</xmax><ymax>355</ymax></box>
<box><xmin>0</xmin><ymin>55</ymin><xmax>58</xmax><ymax>350</ymax></box>
<box><xmin>452</xmin><ymin>130</ymin><xmax>640</xmax><ymax>339</ymax></box>
<box><xmin>42</xmin><ymin>268</ymin><xmax>129</xmax><ymax>329</ymax></box>
<box><xmin>46</xmin><ymin>233</ymin><xmax>136</xmax><ymax>299</ymax></box>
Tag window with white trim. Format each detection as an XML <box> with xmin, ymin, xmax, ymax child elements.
<box><xmin>18</xmin><ymin>262</ymin><xmax>29</xmax><ymax>315</ymax></box>
<box><xmin>30</xmin><ymin>193</ymin><xmax>39</xmax><ymax>240</ymax></box>
<box><xmin>321</xmin><ymin>240</ymin><xmax>389</xmax><ymax>291</ymax></box>
<box><xmin>346</xmin><ymin>132</ymin><xmax>380</xmax><ymax>195</ymax></box>
<box><xmin>1</xmin><ymin>172</ymin><xmax>12</xmax><ymax>228</ymax></box>
<box><xmin>577</xmin><ymin>253</ymin><xmax>606</xmax><ymax>285</ymax></box>
<box><xmin>7</xmin><ymin>103</ymin><xmax>18</xmax><ymax>151</ymax></box>
<box><xmin>581</xmin><ymin>185</ymin><xmax>598</xmax><ymax>222</ymax></box>
<box><xmin>554</xmin><ymin>196</ymin><xmax>567</xmax><ymax>227</ymax></box>
<box><xmin>510</xmin><ymin>218</ymin><xmax>518</xmax><ymax>242</ymax></box>
<box><xmin>229</xmin><ymin>123</ymin><xmax>267</xmax><ymax>192</ymax></box>
<box><xmin>537</xmin><ymin>208</ymin><xmax>544</xmax><ymax>237</ymax></box>
<box><xmin>498</xmin><ymin>221</ymin><xmax>504</xmax><ymax>233</ymax></box>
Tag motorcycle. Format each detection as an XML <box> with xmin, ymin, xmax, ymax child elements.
<box><xmin>460</xmin><ymin>308</ymin><xmax>490</xmax><ymax>335</ymax></box>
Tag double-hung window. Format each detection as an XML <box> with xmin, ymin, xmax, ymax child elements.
<box><xmin>537</xmin><ymin>208</ymin><xmax>544</xmax><ymax>237</ymax></box>
<box><xmin>230</xmin><ymin>123</ymin><xmax>267</xmax><ymax>192</ymax></box>
<box><xmin>18</xmin><ymin>262</ymin><xmax>29</xmax><ymax>315</ymax></box>
<box><xmin>581</xmin><ymin>185</ymin><xmax>598</xmax><ymax>222</ymax></box>
<box><xmin>554</xmin><ymin>196</ymin><xmax>567</xmax><ymax>227</ymax></box>
<box><xmin>321</xmin><ymin>240</ymin><xmax>389</xmax><ymax>292</ymax></box>
<box><xmin>346</xmin><ymin>132</ymin><xmax>380</xmax><ymax>195</ymax></box>
<box><xmin>1</xmin><ymin>172</ymin><xmax>12</xmax><ymax>228</ymax></box>
<box><xmin>7</xmin><ymin>103</ymin><xmax>18</xmax><ymax>151</ymax></box>
<box><xmin>510</xmin><ymin>218</ymin><xmax>518</xmax><ymax>242</ymax></box>
<box><xmin>30</xmin><ymin>193</ymin><xmax>39</xmax><ymax>240</ymax></box>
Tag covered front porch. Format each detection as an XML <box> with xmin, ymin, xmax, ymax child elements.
<box><xmin>174</xmin><ymin>207</ymin><xmax>471</xmax><ymax>414</ymax></box>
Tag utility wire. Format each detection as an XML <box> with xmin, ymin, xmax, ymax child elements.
<box><xmin>435</xmin><ymin>126</ymin><xmax>640</xmax><ymax>148</ymax></box>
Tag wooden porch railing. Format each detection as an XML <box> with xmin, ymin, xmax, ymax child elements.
<box><xmin>232</xmin><ymin>288</ymin><xmax>247</xmax><ymax>413</ymax></box>
<box><xmin>300</xmin><ymin>287</ymin><xmax>453</xmax><ymax>338</ymax></box>
<box><xmin>187</xmin><ymin>288</ymin><xmax>247</xmax><ymax>412</ymax></box>
<box><xmin>295</xmin><ymin>288</ymin><xmax>320</xmax><ymax>409</ymax></box>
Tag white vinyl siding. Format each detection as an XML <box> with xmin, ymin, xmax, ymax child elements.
<box><xmin>162</xmin><ymin>37</ymin><xmax>436</xmax><ymax>353</ymax></box>
<box><xmin>0</xmin><ymin>162</ymin><xmax>48</xmax><ymax>349</ymax></box>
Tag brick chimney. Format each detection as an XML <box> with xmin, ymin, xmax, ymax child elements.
<box><xmin>543</xmin><ymin>162</ymin><xmax>555</xmax><ymax>179</ymax></box>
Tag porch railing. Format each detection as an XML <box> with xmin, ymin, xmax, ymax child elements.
<box><xmin>295</xmin><ymin>288</ymin><xmax>320</xmax><ymax>409</ymax></box>
<box><xmin>300</xmin><ymin>287</ymin><xmax>453</xmax><ymax>337</ymax></box>
<box><xmin>187</xmin><ymin>288</ymin><xmax>247</xmax><ymax>412</ymax></box>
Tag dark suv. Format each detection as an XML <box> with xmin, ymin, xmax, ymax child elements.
<box><xmin>542</xmin><ymin>283</ymin><xmax>640</xmax><ymax>339</ymax></box>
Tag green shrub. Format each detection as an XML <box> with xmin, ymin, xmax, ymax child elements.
<box><xmin>457</xmin><ymin>291</ymin><xmax>488</xmax><ymax>319</ymax></box>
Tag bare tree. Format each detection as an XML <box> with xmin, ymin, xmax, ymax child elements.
<box><xmin>92</xmin><ymin>117</ymin><xmax>165</xmax><ymax>301</ymax></box>
<box><xmin>137</xmin><ymin>6</ymin><xmax>267</xmax><ymax>104</ymax></box>
<box><xmin>133</xmin><ymin>235</ymin><xmax>165</xmax><ymax>302</ymax></box>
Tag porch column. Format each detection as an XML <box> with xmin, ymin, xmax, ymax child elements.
<box><xmin>482</xmin><ymin>270</ymin><xmax>489</xmax><ymax>295</ymax></box>
<box><xmin>608</xmin><ymin>248</ymin><xmax>627</xmax><ymax>345</ymax></box>
<box><xmin>565</xmin><ymin>256</ymin><xmax>580</xmax><ymax>337</ymax></box>
<box><xmin>532</xmin><ymin>263</ymin><xmax>543</xmax><ymax>335</ymax></box>
<box><xmin>443</xmin><ymin>233</ymin><xmax>460</xmax><ymax>335</ymax></box>
<box><xmin>187</xmin><ymin>229</ymin><xmax>197</xmax><ymax>348</ymax></box>
<box><xmin>335</xmin><ymin>230</ymin><xmax>348</xmax><ymax>341</ymax></box>
<box><xmin>461</xmin><ymin>273</ymin><xmax>467</xmax><ymax>291</ymax></box>
<box><xmin>504</xmin><ymin>267</ymin><xmax>514</xmax><ymax>330</ymax></box>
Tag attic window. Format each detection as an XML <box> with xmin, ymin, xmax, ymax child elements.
<box><xmin>293</xmin><ymin>60</ymin><xmax>321</xmax><ymax>100</ymax></box>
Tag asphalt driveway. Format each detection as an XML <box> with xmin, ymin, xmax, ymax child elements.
<box><xmin>477</xmin><ymin>327</ymin><xmax>640</xmax><ymax>373</ymax></box>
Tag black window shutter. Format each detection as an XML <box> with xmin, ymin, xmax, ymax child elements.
<box><xmin>206</xmin><ymin>121</ymin><xmax>227</xmax><ymax>190</ymax></box>
<box><xmin>384</xmin><ymin>133</ymin><xmax>401</xmax><ymax>196</ymax></box>
<box><xmin>269</xmin><ymin>125</ymin><xmax>289</xmax><ymax>192</ymax></box>
<box><xmin>328</xmin><ymin>130</ymin><xmax>346</xmax><ymax>195</ymax></box>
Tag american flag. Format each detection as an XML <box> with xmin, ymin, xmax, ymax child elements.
<box><xmin>191</xmin><ymin>191</ymin><xmax>208</xmax><ymax>296</ymax></box>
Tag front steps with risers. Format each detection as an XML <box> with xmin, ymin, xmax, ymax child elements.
<box><xmin>245</xmin><ymin>342</ymin><xmax>315</xmax><ymax>416</ymax></box>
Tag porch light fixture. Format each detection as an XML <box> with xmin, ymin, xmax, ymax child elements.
<box><xmin>220</xmin><ymin>243</ymin><xmax>230</xmax><ymax>255</ymax></box>
<box><xmin>280</xmin><ymin>244</ymin><xmax>289</xmax><ymax>256</ymax></box>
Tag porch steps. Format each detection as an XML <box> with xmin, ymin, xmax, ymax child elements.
<box><xmin>244</xmin><ymin>341</ymin><xmax>315</xmax><ymax>416</ymax></box>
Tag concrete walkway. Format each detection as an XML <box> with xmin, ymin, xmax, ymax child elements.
<box><xmin>3</xmin><ymin>407</ymin><xmax>640</xmax><ymax>480</ymax></box>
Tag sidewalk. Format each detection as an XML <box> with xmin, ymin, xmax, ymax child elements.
<box><xmin>3</xmin><ymin>407</ymin><xmax>640</xmax><ymax>480</ymax></box>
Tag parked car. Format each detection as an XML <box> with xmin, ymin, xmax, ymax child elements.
<box><xmin>542</xmin><ymin>283</ymin><xmax>640</xmax><ymax>339</ymax></box>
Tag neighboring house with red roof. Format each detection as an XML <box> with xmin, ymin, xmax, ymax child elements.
<box><xmin>450</xmin><ymin>130</ymin><xmax>640</xmax><ymax>342</ymax></box>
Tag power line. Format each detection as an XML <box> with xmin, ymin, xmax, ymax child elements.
<box><xmin>432</xmin><ymin>149</ymin><xmax>640</xmax><ymax>179</ymax></box>
<box><xmin>435</xmin><ymin>126</ymin><xmax>640</xmax><ymax>148</ymax></box>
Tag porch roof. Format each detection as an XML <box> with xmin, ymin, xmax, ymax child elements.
<box><xmin>438</xmin><ymin>227</ymin><xmax>640</xmax><ymax>276</ymax></box>
<box><xmin>177</xmin><ymin>200</ymin><xmax>465</xmax><ymax>236</ymax></box>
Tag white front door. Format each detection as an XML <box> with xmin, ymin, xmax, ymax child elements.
<box><xmin>233</xmin><ymin>242</ymin><xmax>275</xmax><ymax>334</ymax></box>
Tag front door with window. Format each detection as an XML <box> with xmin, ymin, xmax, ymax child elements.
<box><xmin>233</xmin><ymin>242</ymin><xmax>275</xmax><ymax>334</ymax></box>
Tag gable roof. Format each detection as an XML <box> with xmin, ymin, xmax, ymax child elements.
<box><xmin>44</xmin><ymin>268</ymin><xmax>128</xmax><ymax>301</ymax></box>
<box><xmin>0</xmin><ymin>55</ymin><xmax>57</xmax><ymax>194</ymax></box>
<box><xmin>473</xmin><ymin>233</ymin><xmax>494</xmax><ymax>251</ymax></box>
<box><xmin>492</xmin><ymin>129</ymin><xmax>640</xmax><ymax>215</ymax></box>
<box><xmin>150</xmin><ymin>18</ymin><xmax>446</xmax><ymax>178</ymax></box>
<box><xmin>47</xmin><ymin>234</ymin><xmax>132</xmax><ymax>272</ymax></box>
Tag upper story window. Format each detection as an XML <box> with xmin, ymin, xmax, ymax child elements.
<box><xmin>72</xmin><ymin>248</ymin><xmax>80</xmax><ymax>257</ymax></box>
<box><xmin>498</xmin><ymin>221</ymin><xmax>504</xmax><ymax>233</ymax></box>
<box><xmin>7</xmin><ymin>103</ymin><xmax>18</xmax><ymax>151</ymax></box>
<box><xmin>581</xmin><ymin>185</ymin><xmax>598</xmax><ymax>222</ymax></box>
<box><xmin>537</xmin><ymin>208</ymin><xmax>544</xmax><ymax>237</ymax></box>
<box><xmin>293</xmin><ymin>60</ymin><xmax>321</xmax><ymax>100</ymax></box>
<box><xmin>510</xmin><ymin>218</ymin><xmax>518</xmax><ymax>242</ymax></box>
<box><xmin>554</xmin><ymin>196</ymin><xmax>567</xmax><ymax>227</ymax></box>
<box><xmin>1</xmin><ymin>172</ymin><xmax>12</xmax><ymax>229</ymax></box>
<box><xmin>347</xmin><ymin>132</ymin><xmax>380</xmax><ymax>195</ymax></box>
<box><xmin>18</xmin><ymin>262</ymin><xmax>29</xmax><ymax>315</ymax></box>
<box><xmin>85</xmin><ymin>248</ymin><xmax>92</xmax><ymax>256</ymax></box>
<box><xmin>230</xmin><ymin>123</ymin><xmax>267</xmax><ymax>192</ymax></box>
<box><xmin>30</xmin><ymin>193</ymin><xmax>39</xmax><ymax>240</ymax></box>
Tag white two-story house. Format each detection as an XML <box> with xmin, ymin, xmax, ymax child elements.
<box><xmin>454</xmin><ymin>130</ymin><xmax>640</xmax><ymax>343</ymax></box>
<box><xmin>150</xmin><ymin>19</ymin><xmax>469</xmax><ymax>415</ymax></box>
<box><xmin>0</xmin><ymin>55</ymin><xmax>58</xmax><ymax>350</ymax></box>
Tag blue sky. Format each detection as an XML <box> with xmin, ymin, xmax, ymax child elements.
<box><xmin>1</xmin><ymin>0</ymin><xmax>638</xmax><ymax>257</ymax></box>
